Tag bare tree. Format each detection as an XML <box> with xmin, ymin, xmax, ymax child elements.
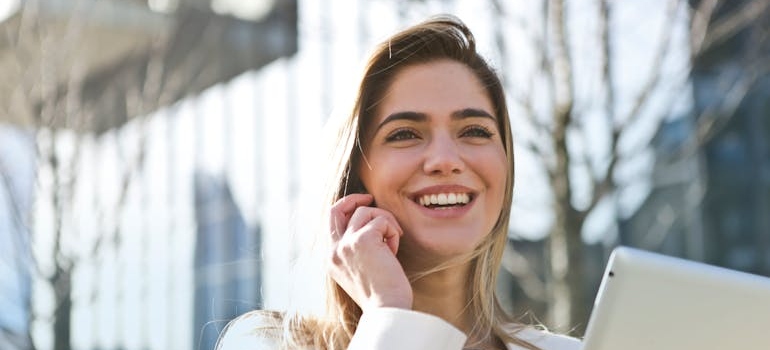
<box><xmin>494</xmin><ymin>0</ymin><xmax>770</xmax><ymax>333</ymax></box>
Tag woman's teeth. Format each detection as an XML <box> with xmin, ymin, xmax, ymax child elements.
<box><xmin>418</xmin><ymin>193</ymin><xmax>471</xmax><ymax>207</ymax></box>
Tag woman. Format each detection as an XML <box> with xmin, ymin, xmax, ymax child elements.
<box><xmin>217</xmin><ymin>15</ymin><xmax>581</xmax><ymax>350</ymax></box>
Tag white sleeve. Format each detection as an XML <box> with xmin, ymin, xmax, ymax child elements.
<box><xmin>348</xmin><ymin>307</ymin><xmax>467</xmax><ymax>349</ymax></box>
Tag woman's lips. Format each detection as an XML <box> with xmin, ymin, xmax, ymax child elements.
<box><xmin>418</xmin><ymin>192</ymin><xmax>471</xmax><ymax>206</ymax></box>
<box><xmin>409</xmin><ymin>185</ymin><xmax>477</xmax><ymax>216</ymax></box>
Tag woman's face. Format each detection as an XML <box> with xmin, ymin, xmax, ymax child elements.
<box><xmin>358</xmin><ymin>59</ymin><xmax>508</xmax><ymax>261</ymax></box>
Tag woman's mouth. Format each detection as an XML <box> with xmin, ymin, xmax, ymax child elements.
<box><xmin>416</xmin><ymin>192</ymin><xmax>473</xmax><ymax>209</ymax></box>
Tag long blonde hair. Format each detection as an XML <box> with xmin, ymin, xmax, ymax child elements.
<box><xmin>222</xmin><ymin>15</ymin><xmax>538</xmax><ymax>350</ymax></box>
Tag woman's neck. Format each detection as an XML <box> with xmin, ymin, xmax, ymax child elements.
<box><xmin>402</xmin><ymin>262</ymin><xmax>506</xmax><ymax>349</ymax></box>
<box><xmin>409</xmin><ymin>262</ymin><xmax>474</xmax><ymax>332</ymax></box>
<box><xmin>407</xmin><ymin>261</ymin><xmax>506</xmax><ymax>349</ymax></box>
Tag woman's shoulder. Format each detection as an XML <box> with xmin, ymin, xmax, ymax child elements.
<box><xmin>215</xmin><ymin>310</ymin><xmax>285</xmax><ymax>350</ymax></box>
<box><xmin>505</xmin><ymin>324</ymin><xmax>582</xmax><ymax>350</ymax></box>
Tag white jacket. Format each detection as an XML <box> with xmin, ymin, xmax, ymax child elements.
<box><xmin>218</xmin><ymin>307</ymin><xmax>582</xmax><ymax>350</ymax></box>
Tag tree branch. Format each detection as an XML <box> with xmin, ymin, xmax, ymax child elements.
<box><xmin>546</xmin><ymin>0</ymin><xmax>576</xmax><ymax>211</ymax></box>
<box><xmin>689</xmin><ymin>0</ymin><xmax>719</xmax><ymax>55</ymax></box>
<box><xmin>619</xmin><ymin>0</ymin><xmax>681</xmax><ymax>128</ymax></box>
<box><xmin>583</xmin><ymin>135</ymin><xmax>618</xmax><ymax>217</ymax></box>
<box><xmin>575</xmin><ymin>0</ymin><xmax>614</xmax><ymax>219</ymax></box>
<box><xmin>693</xmin><ymin>63</ymin><xmax>768</xmax><ymax>144</ymax></box>
<box><xmin>699</xmin><ymin>0</ymin><xmax>770</xmax><ymax>54</ymax></box>
<box><xmin>584</xmin><ymin>0</ymin><xmax>681</xmax><ymax>217</ymax></box>
<box><xmin>598</xmin><ymin>0</ymin><xmax>614</xmax><ymax>124</ymax></box>
<box><xmin>548</xmin><ymin>0</ymin><xmax>574</xmax><ymax>122</ymax></box>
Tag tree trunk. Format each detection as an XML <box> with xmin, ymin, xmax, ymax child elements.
<box><xmin>52</xmin><ymin>267</ymin><xmax>72</xmax><ymax>350</ymax></box>
<box><xmin>546</xmin><ymin>156</ymin><xmax>588</xmax><ymax>334</ymax></box>
<box><xmin>544</xmin><ymin>0</ymin><xmax>591</xmax><ymax>334</ymax></box>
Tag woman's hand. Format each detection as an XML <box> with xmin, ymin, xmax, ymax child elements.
<box><xmin>328</xmin><ymin>193</ymin><xmax>413</xmax><ymax>311</ymax></box>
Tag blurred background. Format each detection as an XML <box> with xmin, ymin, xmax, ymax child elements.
<box><xmin>0</xmin><ymin>0</ymin><xmax>768</xmax><ymax>349</ymax></box>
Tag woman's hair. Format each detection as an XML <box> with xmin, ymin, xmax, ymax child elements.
<box><xmin>221</xmin><ymin>15</ymin><xmax>537</xmax><ymax>350</ymax></box>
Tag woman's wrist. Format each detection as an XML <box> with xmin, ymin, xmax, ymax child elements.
<box><xmin>366</xmin><ymin>293</ymin><xmax>413</xmax><ymax>310</ymax></box>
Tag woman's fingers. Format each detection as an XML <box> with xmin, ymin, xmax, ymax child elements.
<box><xmin>365</xmin><ymin>216</ymin><xmax>402</xmax><ymax>256</ymax></box>
<box><xmin>328</xmin><ymin>219</ymin><xmax>412</xmax><ymax>309</ymax></box>
<box><xmin>327</xmin><ymin>194</ymin><xmax>412</xmax><ymax>310</ymax></box>
<box><xmin>346</xmin><ymin>206</ymin><xmax>403</xmax><ymax>254</ymax></box>
<box><xmin>329</xmin><ymin>193</ymin><xmax>374</xmax><ymax>242</ymax></box>
<box><xmin>330</xmin><ymin>193</ymin><xmax>403</xmax><ymax>251</ymax></box>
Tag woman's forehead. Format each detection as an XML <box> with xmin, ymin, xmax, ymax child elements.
<box><xmin>373</xmin><ymin>60</ymin><xmax>495</xmax><ymax>122</ymax></box>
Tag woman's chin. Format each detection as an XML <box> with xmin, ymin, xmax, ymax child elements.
<box><xmin>398</xmin><ymin>233</ymin><xmax>482</xmax><ymax>264</ymax></box>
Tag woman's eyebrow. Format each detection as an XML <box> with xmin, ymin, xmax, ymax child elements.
<box><xmin>374</xmin><ymin>108</ymin><xmax>495</xmax><ymax>134</ymax></box>
<box><xmin>451</xmin><ymin>108</ymin><xmax>495</xmax><ymax>121</ymax></box>
<box><xmin>374</xmin><ymin>111</ymin><xmax>427</xmax><ymax>134</ymax></box>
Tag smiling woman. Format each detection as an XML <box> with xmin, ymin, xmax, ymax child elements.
<box><xmin>216</xmin><ymin>15</ymin><xmax>581</xmax><ymax>350</ymax></box>
<box><xmin>358</xmin><ymin>60</ymin><xmax>508</xmax><ymax>262</ymax></box>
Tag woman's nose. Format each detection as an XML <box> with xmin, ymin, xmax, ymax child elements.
<box><xmin>422</xmin><ymin>134</ymin><xmax>465</xmax><ymax>176</ymax></box>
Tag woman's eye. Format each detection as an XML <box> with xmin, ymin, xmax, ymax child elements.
<box><xmin>461</xmin><ymin>126</ymin><xmax>494</xmax><ymax>138</ymax></box>
<box><xmin>385</xmin><ymin>128</ymin><xmax>418</xmax><ymax>142</ymax></box>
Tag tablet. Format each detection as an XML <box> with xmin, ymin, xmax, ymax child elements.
<box><xmin>582</xmin><ymin>246</ymin><xmax>770</xmax><ymax>350</ymax></box>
